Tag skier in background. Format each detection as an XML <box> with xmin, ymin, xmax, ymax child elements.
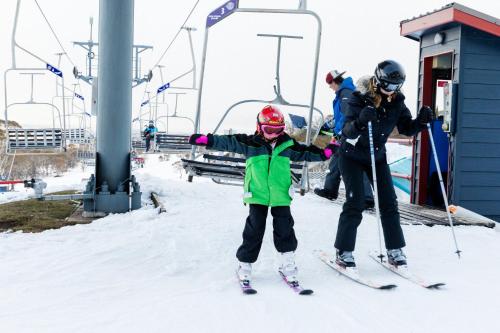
<box><xmin>334</xmin><ymin>60</ymin><xmax>434</xmax><ymax>268</ymax></box>
<box><xmin>315</xmin><ymin>69</ymin><xmax>374</xmax><ymax>209</ymax></box>
<box><xmin>143</xmin><ymin>120</ymin><xmax>157</xmax><ymax>152</ymax></box>
<box><xmin>189</xmin><ymin>105</ymin><xmax>337</xmax><ymax>286</ymax></box>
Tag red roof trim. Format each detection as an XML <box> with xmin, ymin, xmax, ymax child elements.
<box><xmin>400</xmin><ymin>8</ymin><xmax>455</xmax><ymax>37</ymax></box>
<box><xmin>401</xmin><ymin>7</ymin><xmax>500</xmax><ymax>38</ymax></box>
<box><xmin>453</xmin><ymin>9</ymin><xmax>500</xmax><ymax>37</ymax></box>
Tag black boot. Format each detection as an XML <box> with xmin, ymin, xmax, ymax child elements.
<box><xmin>387</xmin><ymin>248</ymin><xmax>407</xmax><ymax>267</ymax></box>
<box><xmin>336</xmin><ymin>250</ymin><xmax>356</xmax><ymax>268</ymax></box>
<box><xmin>314</xmin><ymin>188</ymin><xmax>338</xmax><ymax>201</ymax></box>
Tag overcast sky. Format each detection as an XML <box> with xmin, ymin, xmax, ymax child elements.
<box><xmin>1</xmin><ymin>0</ymin><xmax>499</xmax><ymax>135</ymax></box>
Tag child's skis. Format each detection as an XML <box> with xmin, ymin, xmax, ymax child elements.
<box><xmin>236</xmin><ymin>271</ymin><xmax>257</xmax><ymax>294</ymax></box>
<box><xmin>279</xmin><ymin>271</ymin><xmax>314</xmax><ymax>295</ymax></box>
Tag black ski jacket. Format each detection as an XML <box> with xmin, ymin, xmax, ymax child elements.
<box><xmin>340</xmin><ymin>76</ymin><xmax>424</xmax><ymax>164</ymax></box>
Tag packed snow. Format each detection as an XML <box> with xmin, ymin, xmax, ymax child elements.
<box><xmin>1</xmin><ymin>154</ymin><xmax>499</xmax><ymax>333</ymax></box>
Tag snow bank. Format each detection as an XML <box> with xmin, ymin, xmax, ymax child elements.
<box><xmin>1</xmin><ymin>155</ymin><xmax>498</xmax><ymax>333</ymax></box>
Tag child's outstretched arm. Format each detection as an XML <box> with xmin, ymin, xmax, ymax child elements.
<box><xmin>189</xmin><ymin>133</ymin><xmax>250</xmax><ymax>155</ymax></box>
<box><xmin>284</xmin><ymin>139</ymin><xmax>339</xmax><ymax>162</ymax></box>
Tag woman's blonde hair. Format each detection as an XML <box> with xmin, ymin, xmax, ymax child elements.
<box><xmin>368</xmin><ymin>77</ymin><xmax>383</xmax><ymax>108</ymax></box>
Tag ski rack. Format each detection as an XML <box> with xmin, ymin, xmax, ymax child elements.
<box><xmin>3</xmin><ymin>0</ymin><xmax>68</xmax><ymax>156</ymax></box>
<box><xmin>184</xmin><ymin>1</ymin><xmax>324</xmax><ymax>194</ymax></box>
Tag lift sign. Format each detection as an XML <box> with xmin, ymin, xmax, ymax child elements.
<box><xmin>157</xmin><ymin>82</ymin><xmax>170</xmax><ymax>94</ymax></box>
<box><xmin>206</xmin><ymin>0</ymin><xmax>239</xmax><ymax>28</ymax></box>
<box><xmin>46</xmin><ymin>63</ymin><xmax>63</xmax><ymax>78</ymax></box>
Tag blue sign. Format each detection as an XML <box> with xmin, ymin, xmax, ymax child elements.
<box><xmin>156</xmin><ymin>82</ymin><xmax>170</xmax><ymax>94</ymax></box>
<box><xmin>141</xmin><ymin>100</ymin><xmax>149</xmax><ymax>107</ymax></box>
<box><xmin>46</xmin><ymin>63</ymin><xmax>63</xmax><ymax>77</ymax></box>
<box><xmin>74</xmin><ymin>93</ymin><xmax>84</xmax><ymax>101</ymax></box>
<box><xmin>206</xmin><ymin>0</ymin><xmax>239</xmax><ymax>28</ymax></box>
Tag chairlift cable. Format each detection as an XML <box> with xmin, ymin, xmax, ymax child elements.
<box><xmin>152</xmin><ymin>0</ymin><xmax>200</xmax><ymax>69</ymax></box>
<box><xmin>33</xmin><ymin>0</ymin><xmax>76</xmax><ymax>67</ymax></box>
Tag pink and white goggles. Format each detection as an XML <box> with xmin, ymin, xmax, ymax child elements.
<box><xmin>261</xmin><ymin>124</ymin><xmax>285</xmax><ymax>137</ymax></box>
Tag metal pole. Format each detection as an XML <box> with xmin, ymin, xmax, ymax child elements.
<box><xmin>190</xmin><ymin>27</ymin><xmax>210</xmax><ymax>160</ymax></box>
<box><xmin>135</xmin><ymin>46</ymin><xmax>139</xmax><ymax>82</ymax></box>
<box><xmin>7</xmin><ymin>151</ymin><xmax>16</xmax><ymax>180</ymax></box>
<box><xmin>61</xmin><ymin>75</ymin><xmax>67</xmax><ymax>149</ymax></box>
<box><xmin>55</xmin><ymin>52</ymin><xmax>64</xmax><ymax>96</ymax></box>
<box><xmin>96</xmin><ymin>0</ymin><xmax>134</xmax><ymax>198</ymax></box>
<box><xmin>146</xmin><ymin>91</ymin><xmax>152</xmax><ymax>120</ymax></box>
<box><xmin>427</xmin><ymin>123</ymin><xmax>461</xmax><ymax>257</ymax></box>
<box><xmin>158</xmin><ymin>65</ymin><xmax>165</xmax><ymax>102</ymax></box>
<box><xmin>29</xmin><ymin>73</ymin><xmax>34</xmax><ymax>102</ymax></box>
<box><xmin>11</xmin><ymin>0</ymin><xmax>22</xmax><ymax>68</ymax></box>
<box><xmin>275</xmin><ymin>36</ymin><xmax>282</xmax><ymax>96</ymax></box>
<box><xmin>368</xmin><ymin>121</ymin><xmax>384</xmax><ymax>261</ymax></box>
<box><xmin>184</xmin><ymin>27</ymin><xmax>197</xmax><ymax>89</ymax></box>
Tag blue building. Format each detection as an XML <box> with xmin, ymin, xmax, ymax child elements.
<box><xmin>400</xmin><ymin>3</ymin><xmax>500</xmax><ymax>222</ymax></box>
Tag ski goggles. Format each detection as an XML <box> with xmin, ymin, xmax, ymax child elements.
<box><xmin>261</xmin><ymin>124</ymin><xmax>285</xmax><ymax>135</ymax></box>
<box><xmin>376</xmin><ymin>79</ymin><xmax>403</xmax><ymax>92</ymax></box>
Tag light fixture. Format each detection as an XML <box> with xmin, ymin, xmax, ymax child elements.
<box><xmin>434</xmin><ymin>32</ymin><xmax>445</xmax><ymax>45</ymax></box>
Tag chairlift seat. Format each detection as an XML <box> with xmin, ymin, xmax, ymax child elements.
<box><xmin>182</xmin><ymin>153</ymin><xmax>303</xmax><ymax>185</ymax></box>
<box><xmin>64</xmin><ymin>128</ymin><xmax>91</xmax><ymax>144</ymax></box>
<box><xmin>7</xmin><ymin>128</ymin><xmax>62</xmax><ymax>150</ymax></box>
<box><xmin>156</xmin><ymin>133</ymin><xmax>191</xmax><ymax>152</ymax></box>
<box><xmin>132</xmin><ymin>140</ymin><xmax>146</xmax><ymax>149</ymax></box>
<box><xmin>77</xmin><ymin>151</ymin><xmax>95</xmax><ymax>160</ymax></box>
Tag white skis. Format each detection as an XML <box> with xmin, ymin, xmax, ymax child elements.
<box><xmin>369</xmin><ymin>251</ymin><xmax>445</xmax><ymax>289</ymax></box>
<box><xmin>316</xmin><ymin>250</ymin><xmax>397</xmax><ymax>290</ymax></box>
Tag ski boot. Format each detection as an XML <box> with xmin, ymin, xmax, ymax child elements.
<box><xmin>278</xmin><ymin>251</ymin><xmax>298</xmax><ymax>283</ymax></box>
<box><xmin>387</xmin><ymin>248</ymin><xmax>407</xmax><ymax>267</ymax></box>
<box><xmin>237</xmin><ymin>262</ymin><xmax>252</xmax><ymax>282</ymax></box>
<box><xmin>314</xmin><ymin>188</ymin><xmax>338</xmax><ymax>201</ymax></box>
<box><xmin>336</xmin><ymin>250</ymin><xmax>356</xmax><ymax>268</ymax></box>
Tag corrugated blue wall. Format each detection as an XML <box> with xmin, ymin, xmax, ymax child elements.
<box><xmin>453</xmin><ymin>26</ymin><xmax>500</xmax><ymax>221</ymax></box>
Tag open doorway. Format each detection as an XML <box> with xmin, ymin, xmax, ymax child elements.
<box><xmin>422</xmin><ymin>52</ymin><xmax>453</xmax><ymax>207</ymax></box>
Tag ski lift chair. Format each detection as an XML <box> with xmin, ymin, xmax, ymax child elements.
<box><xmin>4</xmin><ymin>1</ymin><xmax>68</xmax><ymax>156</ymax></box>
<box><xmin>155</xmin><ymin>92</ymin><xmax>195</xmax><ymax>154</ymax></box>
<box><xmin>183</xmin><ymin>4</ymin><xmax>324</xmax><ymax>195</ymax></box>
<box><xmin>4</xmin><ymin>72</ymin><xmax>67</xmax><ymax>155</ymax></box>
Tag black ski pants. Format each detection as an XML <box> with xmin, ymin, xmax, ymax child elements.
<box><xmin>324</xmin><ymin>152</ymin><xmax>374</xmax><ymax>202</ymax></box>
<box><xmin>236</xmin><ymin>204</ymin><xmax>298</xmax><ymax>263</ymax></box>
<box><xmin>334</xmin><ymin>155</ymin><xmax>406</xmax><ymax>251</ymax></box>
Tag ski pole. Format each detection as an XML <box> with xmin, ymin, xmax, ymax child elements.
<box><xmin>368</xmin><ymin>121</ymin><xmax>384</xmax><ymax>261</ymax></box>
<box><xmin>426</xmin><ymin>123</ymin><xmax>461</xmax><ymax>258</ymax></box>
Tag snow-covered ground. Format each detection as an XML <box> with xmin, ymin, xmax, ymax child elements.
<box><xmin>1</xmin><ymin>154</ymin><xmax>499</xmax><ymax>333</ymax></box>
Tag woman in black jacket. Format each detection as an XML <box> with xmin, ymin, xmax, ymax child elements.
<box><xmin>334</xmin><ymin>60</ymin><xmax>434</xmax><ymax>268</ymax></box>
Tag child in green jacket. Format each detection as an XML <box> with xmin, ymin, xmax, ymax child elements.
<box><xmin>190</xmin><ymin>105</ymin><xmax>336</xmax><ymax>286</ymax></box>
